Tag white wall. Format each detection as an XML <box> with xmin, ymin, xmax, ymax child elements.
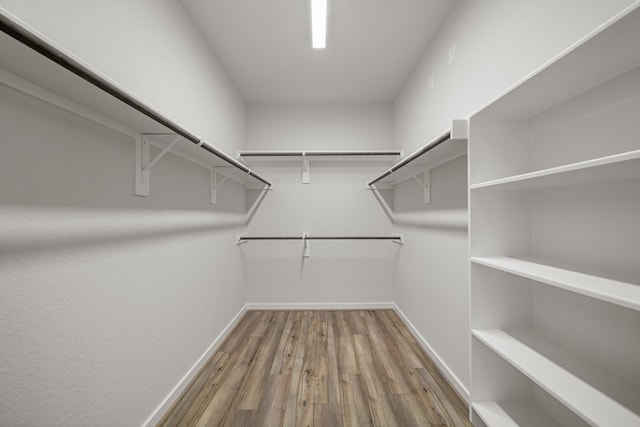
<box><xmin>0</xmin><ymin>1</ymin><xmax>249</xmax><ymax>426</ymax></box>
<box><xmin>392</xmin><ymin>0</ymin><xmax>637</xmax><ymax>398</ymax></box>
<box><xmin>243</xmin><ymin>104</ymin><xmax>397</xmax><ymax>307</ymax></box>
<box><xmin>0</xmin><ymin>0</ymin><xmax>245</xmax><ymax>152</ymax></box>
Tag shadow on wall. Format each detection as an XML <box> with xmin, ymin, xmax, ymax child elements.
<box><xmin>368</xmin><ymin>155</ymin><xmax>468</xmax><ymax>231</ymax></box>
<box><xmin>0</xmin><ymin>83</ymin><xmax>253</xmax><ymax>213</ymax></box>
<box><xmin>0</xmin><ymin>84</ymin><xmax>269</xmax><ymax>259</ymax></box>
<box><xmin>393</xmin><ymin>155</ymin><xmax>467</xmax><ymax>213</ymax></box>
<box><xmin>0</xmin><ymin>205</ymin><xmax>248</xmax><ymax>259</ymax></box>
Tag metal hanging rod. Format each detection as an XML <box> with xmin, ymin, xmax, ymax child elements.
<box><xmin>237</xmin><ymin>234</ymin><xmax>404</xmax><ymax>256</ymax></box>
<box><xmin>238</xmin><ymin>150</ymin><xmax>402</xmax><ymax>157</ymax></box>
<box><xmin>0</xmin><ymin>10</ymin><xmax>271</xmax><ymax>187</ymax></box>
<box><xmin>368</xmin><ymin>131</ymin><xmax>451</xmax><ymax>186</ymax></box>
<box><xmin>238</xmin><ymin>235</ymin><xmax>403</xmax><ymax>241</ymax></box>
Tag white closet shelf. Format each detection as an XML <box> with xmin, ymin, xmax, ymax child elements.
<box><xmin>470</xmin><ymin>149</ymin><xmax>640</xmax><ymax>191</ymax></box>
<box><xmin>471</xmin><ymin>3</ymin><xmax>640</xmax><ymax>121</ymax></box>
<box><xmin>472</xmin><ymin>328</ymin><xmax>640</xmax><ymax>427</ymax></box>
<box><xmin>368</xmin><ymin>120</ymin><xmax>468</xmax><ymax>187</ymax></box>
<box><xmin>471</xmin><ymin>257</ymin><xmax>640</xmax><ymax>311</ymax></box>
<box><xmin>0</xmin><ymin>11</ymin><xmax>271</xmax><ymax>189</ymax></box>
<box><xmin>472</xmin><ymin>401</ymin><xmax>561</xmax><ymax>427</ymax></box>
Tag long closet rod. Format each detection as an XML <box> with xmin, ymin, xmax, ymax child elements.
<box><xmin>0</xmin><ymin>11</ymin><xmax>271</xmax><ymax>188</ymax></box>
<box><xmin>239</xmin><ymin>150</ymin><xmax>402</xmax><ymax>157</ymax></box>
<box><xmin>238</xmin><ymin>236</ymin><xmax>402</xmax><ymax>241</ymax></box>
<box><xmin>367</xmin><ymin>131</ymin><xmax>451</xmax><ymax>186</ymax></box>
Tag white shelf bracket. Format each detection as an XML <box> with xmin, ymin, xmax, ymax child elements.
<box><xmin>392</xmin><ymin>235</ymin><xmax>405</xmax><ymax>245</ymax></box>
<box><xmin>424</xmin><ymin>167</ymin><xmax>431</xmax><ymax>204</ymax></box>
<box><xmin>402</xmin><ymin>166</ymin><xmax>431</xmax><ymax>204</ymax></box>
<box><xmin>210</xmin><ymin>168</ymin><xmax>236</xmax><ymax>205</ymax></box>
<box><xmin>236</xmin><ymin>235</ymin><xmax>249</xmax><ymax>246</ymax></box>
<box><xmin>211</xmin><ymin>169</ymin><xmax>217</xmax><ymax>204</ymax></box>
<box><xmin>302</xmin><ymin>153</ymin><xmax>310</xmax><ymax>184</ymax></box>
<box><xmin>143</xmin><ymin>135</ymin><xmax>181</xmax><ymax>172</ymax></box>
<box><xmin>135</xmin><ymin>135</ymin><xmax>150</xmax><ymax>196</ymax></box>
<box><xmin>302</xmin><ymin>232</ymin><xmax>310</xmax><ymax>258</ymax></box>
<box><xmin>135</xmin><ymin>134</ymin><xmax>181</xmax><ymax>196</ymax></box>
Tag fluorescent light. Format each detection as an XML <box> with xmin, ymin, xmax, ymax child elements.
<box><xmin>311</xmin><ymin>0</ymin><xmax>327</xmax><ymax>49</ymax></box>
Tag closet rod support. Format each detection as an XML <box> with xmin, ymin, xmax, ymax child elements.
<box><xmin>210</xmin><ymin>168</ymin><xmax>236</xmax><ymax>204</ymax></box>
<box><xmin>401</xmin><ymin>166</ymin><xmax>431</xmax><ymax>204</ymax></box>
<box><xmin>142</xmin><ymin>135</ymin><xmax>181</xmax><ymax>172</ymax></box>
<box><xmin>302</xmin><ymin>232</ymin><xmax>311</xmax><ymax>257</ymax></box>
<box><xmin>135</xmin><ymin>136</ymin><xmax>150</xmax><ymax>196</ymax></box>
<box><xmin>391</xmin><ymin>235</ymin><xmax>405</xmax><ymax>245</ymax></box>
<box><xmin>302</xmin><ymin>153</ymin><xmax>310</xmax><ymax>184</ymax></box>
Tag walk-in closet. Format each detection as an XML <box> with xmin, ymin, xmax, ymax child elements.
<box><xmin>1</xmin><ymin>1</ymin><xmax>638</xmax><ymax>426</ymax></box>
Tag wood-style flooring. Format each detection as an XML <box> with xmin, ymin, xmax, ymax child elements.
<box><xmin>158</xmin><ymin>310</ymin><xmax>471</xmax><ymax>427</ymax></box>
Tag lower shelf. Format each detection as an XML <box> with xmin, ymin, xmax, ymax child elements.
<box><xmin>472</xmin><ymin>328</ymin><xmax>640</xmax><ymax>427</ymax></box>
<box><xmin>472</xmin><ymin>401</ymin><xmax>561</xmax><ymax>427</ymax></box>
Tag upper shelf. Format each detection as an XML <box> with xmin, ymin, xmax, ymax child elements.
<box><xmin>472</xmin><ymin>4</ymin><xmax>640</xmax><ymax>121</ymax></box>
<box><xmin>0</xmin><ymin>9</ymin><xmax>271</xmax><ymax>188</ymax></box>
<box><xmin>368</xmin><ymin>119</ymin><xmax>468</xmax><ymax>187</ymax></box>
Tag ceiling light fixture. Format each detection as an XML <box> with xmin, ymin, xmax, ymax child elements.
<box><xmin>311</xmin><ymin>0</ymin><xmax>327</xmax><ymax>49</ymax></box>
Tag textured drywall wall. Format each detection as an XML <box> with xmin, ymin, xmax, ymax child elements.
<box><xmin>0</xmin><ymin>1</ymin><xmax>248</xmax><ymax>426</ymax></box>
<box><xmin>392</xmin><ymin>0</ymin><xmax>637</xmax><ymax>396</ymax></box>
<box><xmin>244</xmin><ymin>104</ymin><xmax>397</xmax><ymax>306</ymax></box>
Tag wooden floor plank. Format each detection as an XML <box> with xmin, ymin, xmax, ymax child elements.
<box><xmin>271</xmin><ymin>311</ymin><xmax>301</xmax><ymax>376</ymax></box>
<box><xmin>253</xmin><ymin>375</ymin><xmax>290</xmax><ymax>427</ymax></box>
<box><xmin>315</xmin><ymin>313</ymin><xmax>329</xmax><ymax>405</ymax></box>
<box><xmin>281</xmin><ymin>311</ymin><xmax>309</xmax><ymax>426</ymax></box>
<box><xmin>333</xmin><ymin>311</ymin><xmax>359</xmax><ymax>375</ymax></box>
<box><xmin>157</xmin><ymin>351</ymin><xmax>227</xmax><ymax>427</ymax></box>
<box><xmin>158</xmin><ymin>310</ymin><xmax>471</xmax><ymax>427</ymax></box>
<box><xmin>296</xmin><ymin>311</ymin><xmax>317</xmax><ymax>427</ymax></box>
<box><xmin>352</xmin><ymin>334</ymin><xmax>402</xmax><ymax>427</ymax></box>
<box><xmin>340</xmin><ymin>374</ymin><xmax>374</xmax><ymax>427</ymax></box>
<box><xmin>325</xmin><ymin>314</ymin><xmax>340</xmax><ymax>405</ymax></box>
<box><xmin>235</xmin><ymin>316</ymin><xmax>285</xmax><ymax>410</ymax></box>
<box><xmin>364</xmin><ymin>312</ymin><xmax>414</xmax><ymax>395</ymax></box>
<box><xmin>391</xmin><ymin>394</ymin><xmax>436</xmax><ymax>427</ymax></box>
<box><xmin>222</xmin><ymin>310</ymin><xmax>260</xmax><ymax>352</ymax></box>
<box><xmin>376</xmin><ymin>310</ymin><xmax>425</xmax><ymax>368</ymax></box>
<box><xmin>223</xmin><ymin>410</ymin><xmax>254</xmax><ymax>427</ymax></box>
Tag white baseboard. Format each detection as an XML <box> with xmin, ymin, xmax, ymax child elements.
<box><xmin>141</xmin><ymin>304</ymin><xmax>248</xmax><ymax>427</ymax></box>
<box><xmin>392</xmin><ymin>304</ymin><xmax>470</xmax><ymax>403</ymax></box>
<box><xmin>246</xmin><ymin>302</ymin><xmax>394</xmax><ymax>310</ymax></box>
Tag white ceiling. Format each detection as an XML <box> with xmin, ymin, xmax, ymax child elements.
<box><xmin>181</xmin><ymin>0</ymin><xmax>455</xmax><ymax>104</ymax></box>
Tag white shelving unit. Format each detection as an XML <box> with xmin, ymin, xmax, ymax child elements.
<box><xmin>469</xmin><ymin>3</ymin><xmax>640</xmax><ymax>426</ymax></box>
